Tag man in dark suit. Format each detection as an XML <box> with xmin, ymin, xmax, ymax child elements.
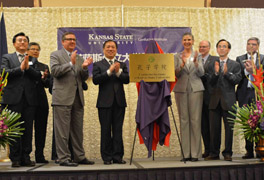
<box><xmin>236</xmin><ymin>37</ymin><xmax>264</xmax><ymax>159</ymax></box>
<box><xmin>1</xmin><ymin>32</ymin><xmax>41</xmax><ymax>167</ymax></box>
<box><xmin>93</xmin><ymin>40</ymin><xmax>129</xmax><ymax>165</ymax></box>
<box><xmin>27</xmin><ymin>42</ymin><xmax>50</xmax><ymax>163</ymax></box>
<box><xmin>50</xmin><ymin>32</ymin><xmax>94</xmax><ymax>166</ymax></box>
<box><xmin>199</xmin><ymin>40</ymin><xmax>218</xmax><ymax>158</ymax></box>
<box><xmin>205</xmin><ymin>39</ymin><xmax>241</xmax><ymax>161</ymax></box>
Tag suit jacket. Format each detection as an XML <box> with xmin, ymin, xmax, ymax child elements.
<box><xmin>172</xmin><ymin>52</ymin><xmax>205</xmax><ymax>93</ymax></box>
<box><xmin>33</xmin><ymin>60</ymin><xmax>51</xmax><ymax>109</ymax></box>
<box><xmin>1</xmin><ymin>53</ymin><xmax>41</xmax><ymax>106</ymax></box>
<box><xmin>50</xmin><ymin>49</ymin><xmax>88</xmax><ymax>106</ymax></box>
<box><xmin>236</xmin><ymin>53</ymin><xmax>264</xmax><ymax>104</ymax></box>
<box><xmin>201</xmin><ymin>55</ymin><xmax>218</xmax><ymax>105</ymax></box>
<box><xmin>209</xmin><ymin>58</ymin><xmax>242</xmax><ymax>111</ymax></box>
<box><xmin>92</xmin><ymin>59</ymin><xmax>129</xmax><ymax>108</ymax></box>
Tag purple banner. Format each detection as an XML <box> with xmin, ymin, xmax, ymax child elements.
<box><xmin>57</xmin><ymin>27</ymin><xmax>191</xmax><ymax>75</ymax></box>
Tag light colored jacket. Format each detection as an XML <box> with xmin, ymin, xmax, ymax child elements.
<box><xmin>50</xmin><ymin>49</ymin><xmax>88</xmax><ymax>106</ymax></box>
<box><xmin>173</xmin><ymin>51</ymin><xmax>205</xmax><ymax>93</ymax></box>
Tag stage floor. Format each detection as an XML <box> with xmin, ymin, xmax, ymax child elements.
<box><xmin>1</xmin><ymin>155</ymin><xmax>263</xmax><ymax>172</ymax></box>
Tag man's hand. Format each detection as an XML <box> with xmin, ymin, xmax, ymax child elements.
<box><xmin>42</xmin><ymin>69</ymin><xmax>49</xmax><ymax>79</ymax></box>
<box><xmin>215</xmin><ymin>61</ymin><xmax>219</xmax><ymax>74</ymax></box>
<box><xmin>244</xmin><ymin>59</ymin><xmax>254</xmax><ymax>74</ymax></box>
<box><xmin>223</xmin><ymin>62</ymin><xmax>228</xmax><ymax>74</ymax></box>
<box><xmin>109</xmin><ymin>63</ymin><xmax>115</xmax><ymax>73</ymax></box>
<box><xmin>70</xmin><ymin>50</ymin><xmax>77</xmax><ymax>65</ymax></box>
<box><xmin>82</xmin><ymin>57</ymin><xmax>93</xmax><ymax>69</ymax></box>
<box><xmin>114</xmin><ymin>61</ymin><xmax>120</xmax><ymax>73</ymax></box>
<box><xmin>20</xmin><ymin>55</ymin><xmax>29</xmax><ymax>70</ymax></box>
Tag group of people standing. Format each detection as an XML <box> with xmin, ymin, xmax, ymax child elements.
<box><xmin>1</xmin><ymin>30</ymin><xmax>260</xmax><ymax>168</ymax></box>
<box><xmin>1</xmin><ymin>31</ymin><xmax>129</xmax><ymax>167</ymax></box>
<box><xmin>174</xmin><ymin>32</ymin><xmax>262</xmax><ymax>162</ymax></box>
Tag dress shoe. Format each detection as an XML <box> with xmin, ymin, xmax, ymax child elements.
<box><xmin>204</xmin><ymin>155</ymin><xmax>220</xmax><ymax>161</ymax></box>
<box><xmin>224</xmin><ymin>155</ymin><xmax>232</xmax><ymax>161</ymax></box>
<box><xmin>242</xmin><ymin>153</ymin><xmax>254</xmax><ymax>159</ymax></box>
<box><xmin>191</xmin><ymin>158</ymin><xmax>198</xmax><ymax>162</ymax></box>
<box><xmin>202</xmin><ymin>152</ymin><xmax>210</xmax><ymax>158</ymax></box>
<box><xmin>21</xmin><ymin>160</ymin><xmax>36</xmax><ymax>167</ymax></box>
<box><xmin>59</xmin><ymin>159</ymin><xmax>78</xmax><ymax>167</ymax></box>
<box><xmin>78</xmin><ymin>158</ymin><xmax>94</xmax><ymax>165</ymax></box>
<box><xmin>55</xmin><ymin>159</ymin><xmax>60</xmax><ymax>164</ymax></box>
<box><xmin>180</xmin><ymin>158</ymin><xmax>191</xmax><ymax>162</ymax></box>
<box><xmin>104</xmin><ymin>161</ymin><xmax>112</xmax><ymax>165</ymax></box>
<box><xmin>11</xmin><ymin>161</ymin><xmax>20</xmax><ymax>168</ymax></box>
<box><xmin>113</xmin><ymin>159</ymin><xmax>126</xmax><ymax>164</ymax></box>
<box><xmin>36</xmin><ymin>158</ymin><xmax>49</xmax><ymax>163</ymax></box>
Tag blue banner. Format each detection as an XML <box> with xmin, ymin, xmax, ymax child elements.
<box><xmin>57</xmin><ymin>27</ymin><xmax>191</xmax><ymax>75</ymax></box>
<box><xmin>0</xmin><ymin>12</ymin><xmax>8</xmax><ymax>65</ymax></box>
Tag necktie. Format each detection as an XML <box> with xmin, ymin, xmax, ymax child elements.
<box><xmin>220</xmin><ymin>61</ymin><xmax>224</xmax><ymax>72</ymax></box>
<box><xmin>248</xmin><ymin>56</ymin><xmax>254</xmax><ymax>88</ymax></box>
<box><xmin>202</xmin><ymin>59</ymin><xmax>205</xmax><ymax>66</ymax></box>
<box><xmin>109</xmin><ymin>60</ymin><xmax>113</xmax><ymax>65</ymax></box>
<box><xmin>18</xmin><ymin>54</ymin><xmax>25</xmax><ymax>63</ymax></box>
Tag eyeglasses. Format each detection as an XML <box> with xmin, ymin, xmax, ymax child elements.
<box><xmin>199</xmin><ymin>46</ymin><xmax>209</xmax><ymax>48</ymax></box>
<box><xmin>218</xmin><ymin>45</ymin><xmax>227</xmax><ymax>49</ymax></box>
<box><xmin>29</xmin><ymin>48</ymin><xmax>40</xmax><ymax>52</ymax></box>
<box><xmin>16</xmin><ymin>38</ymin><xmax>28</xmax><ymax>43</ymax></box>
<box><xmin>247</xmin><ymin>43</ymin><xmax>258</xmax><ymax>46</ymax></box>
<box><xmin>64</xmin><ymin>38</ymin><xmax>76</xmax><ymax>42</ymax></box>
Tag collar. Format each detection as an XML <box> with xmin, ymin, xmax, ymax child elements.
<box><xmin>104</xmin><ymin>57</ymin><xmax>115</xmax><ymax>63</ymax></box>
<box><xmin>202</xmin><ymin>54</ymin><xmax>209</xmax><ymax>61</ymax></box>
<box><xmin>247</xmin><ymin>53</ymin><xmax>257</xmax><ymax>60</ymax></box>
<box><xmin>220</xmin><ymin>58</ymin><xmax>228</xmax><ymax>63</ymax></box>
<box><xmin>63</xmin><ymin>48</ymin><xmax>72</xmax><ymax>57</ymax></box>
<box><xmin>16</xmin><ymin>51</ymin><xmax>27</xmax><ymax>57</ymax></box>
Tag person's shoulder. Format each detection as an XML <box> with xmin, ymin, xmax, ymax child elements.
<box><xmin>3</xmin><ymin>52</ymin><xmax>15</xmax><ymax>58</ymax></box>
<box><xmin>208</xmin><ymin>55</ymin><xmax>218</xmax><ymax>61</ymax></box>
<box><xmin>51</xmin><ymin>49</ymin><xmax>63</xmax><ymax>55</ymax></box>
<box><xmin>236</xmin><ymin>54</ymin><xmax>246</xmax><ymax>60</ymax></box>
<box><xmin>228</xmin><ymin>58</ymin><xmax>240</xmax><ymax>65</ymax></box>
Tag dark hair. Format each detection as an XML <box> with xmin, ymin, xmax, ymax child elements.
<box><xmin>103</xmin><ymin>40</ymin><xmax>118</xmax><ymax>49</ymax></box>
<box><xmin>12</xmin><ymin>32</ymin><xmax>29</xmax><ymax>43</ymax></box>
<box><xmin>28</xmin><ymin>42</ymin><xmax>41</xmax><ymax>51</ymax></box>
<box><xmin>62</xmin><ymin>32</ymin><xmax>75</xmax><ymax>41</ymax></box>
<box><xmin>247</xmin><ymin>37</ymin><xmax>260</xmax><ymax>45</ymax></box>
<box><xmin>216</xmin><ymin>39</ymin><xmax>231</xmax><ymax>49</ymax></box>
<box><xmin>182</xmin><ymin>32</ymin><xmax>194</xmax><ymax>41</ymax></box>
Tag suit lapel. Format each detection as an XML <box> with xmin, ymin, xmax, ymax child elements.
<box><xmin>60</xmin><ymin>49</ymin><xmax>71</xmax><ymax>63</ymax></box>
<box><xmin>102</xmin><ymin>58</ymin><xmax>110</xmax><ymax>68</ymax></box>
<box><xmin>12</xmin><ymin>53</ymin><xmax>21</xmax><ymax>67</ymax></box>
<box><xmin>204</xmin><ymin>55</ymin><xmax>211</xmax><ymax>69</ymax></box>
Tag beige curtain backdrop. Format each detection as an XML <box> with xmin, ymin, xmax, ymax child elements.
<box><xmin>2</xmin><ymin>6</ymin><xmax>264</xmax><ymax>160</ymax></box>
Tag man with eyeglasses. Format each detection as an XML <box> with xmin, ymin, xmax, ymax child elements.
<box><xmin>50</xmin><ymin>32</ymin><xmax>94</xmax><ymax>166</ymax></box>
<box><xmin>1</xmin><ymin>32</ymin><xmax>41</xmax><ymax>167</ymax></box>
<box><xmin>236</xmin><ymin>37</ymin><xmax>264</xmax><ymax>159</ymax></box>
<box><xmin>198</xmin><ymin>40</ymin><xmax>218</xmax><ymax>159</ymax></box>
<box><xmin>27</xmin><ymin>42</ymin><xmax>50</xmax><ymax>163</ymax></box>
<box><xmin>205</xmin><ymin>39</ymin><xmax>241</xmax><ymax>161</ymax></box>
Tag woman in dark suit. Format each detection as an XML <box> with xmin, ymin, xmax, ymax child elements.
<box><xmin>173</xmin><ymin>32</ymin><xmax>204</xmax><ymax>161</ymax></box>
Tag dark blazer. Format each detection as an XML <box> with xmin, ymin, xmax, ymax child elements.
<box><xmin>236</xmin><ymin>53</ymin><xmax>264</xmax><ymax>104</ymax></box>
<box><xmin>208</xmin><ymin>58</ymin><xmax>242</xmax><ymax>111</ymax></box>
<box><xmin>92</xmin><ymin>59</ymin><xmax>129</xmax><ymax>108</ymax></box>
<box><xmin>201</xmin><ymin>55</ymin><xmax>218</xmax><ymax>105</ymax></box>
<box><xmin>33</xmin><ymin>61</ymin><xmax>50</xmax><ymax>109</ymax></box>
<box><xmin>1</xmin><ymin>53</ymin><xmax>41</xmax><ymax>106</ymax></box>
